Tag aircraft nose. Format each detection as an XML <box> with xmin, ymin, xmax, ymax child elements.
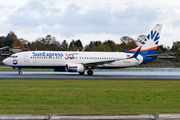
<box><xmin>2</xmin><ymin>58</ymin><xmax>9</xmax><ymax>65</ymax></box>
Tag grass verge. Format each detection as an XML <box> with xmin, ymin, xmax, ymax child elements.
<box><xmin>0</xmin><ymin>79</ymin><xmax>180</xmax><ymax>114</ymax></box>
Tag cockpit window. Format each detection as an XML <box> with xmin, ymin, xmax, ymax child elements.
<box><xmin>9</xmin><ymin>56</ymin><xmax>18</xmax><ymax>58</ymax></box>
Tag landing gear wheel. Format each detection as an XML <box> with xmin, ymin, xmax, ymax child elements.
<box><xmin>65</xmin><ymin>65</ymin><xmax>69</xmax><ymax>72</ymax></box>
<box><xmin>79</xmin><ymin>71</ymin><xmax>85</xmax><ymax>75</ymax></box>
<box><xmin>87</xmin><ymin>70</ymin><xmax>93</xmax><ymax>75</ymax></box>
<box><xmin>18</xmin><ymin>71</ymin><xmax>22</xmax><ymax>75</ymax></box>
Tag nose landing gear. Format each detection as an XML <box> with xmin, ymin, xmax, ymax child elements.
<box><xmin>18</xmin><ymin>71</ymin><xmax>22</xmax><ymax>75</ymax></box>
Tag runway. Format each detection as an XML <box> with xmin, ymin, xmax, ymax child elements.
<box><xmin>0</xmin><ymin>68</ymin><xmax>180</xmax><ymax>80</ymax></box>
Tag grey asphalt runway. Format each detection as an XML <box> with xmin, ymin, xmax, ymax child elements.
<box><xmin>0</xmin><ymin>70</ymin><xmax>180</xmax><ymax>80</ymax></box>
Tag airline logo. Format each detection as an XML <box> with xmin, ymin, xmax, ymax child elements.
<box><xmin>64</xmin><ymin>53</ymin><xmax>74</xmax><ymax>60</ymax></box>
<box><xmin>32</xmin><ymin>52</ymin><xmax>63</xmax><ymax>57</ymax></box>
<box><xmin>12</xmin><ymin>60</ymin><xmax>18</xmax><ymax>65</ymax></box>
<box><xmin>142</xmin><ymin>30</ymin><xmax>160</xmax><ymax>45</ymax></box>
<box><xmin>64</xmin><ymin>53</ymin><xmax>79</xmax><ymax>60</ymax></box>
<box><xmin>68</xmin><ymin>66</ymin><xmax>77</xmax><ymax>72</ymax></box>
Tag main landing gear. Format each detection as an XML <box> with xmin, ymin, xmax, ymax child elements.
<box><xmin>79</xmin><ymin>70</ymin><xmax>93</xmax><ymax>75</ymax></box>
<box><xmin>87</xmin><ymin>69</ymin><xmax>93</xmax><ymax>75</ymax></box>
<box><xmin>18</xmin><ymin>70</ymin><xmax>22</xmax><ymax>75</ymax></box>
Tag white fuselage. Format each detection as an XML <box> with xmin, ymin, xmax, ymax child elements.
<box><xmin>3</xmin><ymin>51</ymin><xmax>143</xmax><ymax>69</ymax></box>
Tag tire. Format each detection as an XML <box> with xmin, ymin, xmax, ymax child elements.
<box><xmin>87</xmin><ymin>70</ymin><xmax>93</xmax><ymax>75</ymax></box>
<box><xmin>65</xmin><ymin>65</ymin><xmax>69</xmax><ymax>72</ymax></box>
<box><xmin>18</xmin><ymin>71</ymin><xmax>22</xmax><ymax>75</ymax></box>
<box><xmin>79</xmin><ymin>71</ymin><xmax>85</xmax><ymax>75</ymax></box>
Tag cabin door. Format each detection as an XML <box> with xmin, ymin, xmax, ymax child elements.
<box><xmin>24</xmin><ymin>53</ymin><xmax>29</xmax><ymax>62</ymax></box>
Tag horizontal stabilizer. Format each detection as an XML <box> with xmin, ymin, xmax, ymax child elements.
<box><xmin>146</xmin><ymin>52</ymin><xmax>175</xmax><ymax>57</ymax></box>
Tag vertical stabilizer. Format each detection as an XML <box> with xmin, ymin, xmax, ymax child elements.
<box><xmin>127</xmin><ymin>24</ymin><xmax>163</xmax><ymax>55</ymax></box>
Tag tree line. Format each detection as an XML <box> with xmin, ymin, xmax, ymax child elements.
<box><xmin>0</xmin><ymin>31</ymin><xmax>178</xmax><ymax>59</ymax></box>
<box><xmin>0</xmin><ymin>31</ymin><xmax>169</xmax><ymax>51</ymax></box>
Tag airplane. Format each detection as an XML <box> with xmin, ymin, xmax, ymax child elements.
<box><xmin>3</xmin><ymin>24</ymin><xmax>163</xmax><ymax>75</ymax></box>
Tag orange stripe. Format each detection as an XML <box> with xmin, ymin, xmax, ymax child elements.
<box><xmin>68</xmin><ymin>56</ymin><xmax>74</xmax><ymax>57</ymax></box>
<box><xmin>129</xmin><ymin>46</ymin><xmax>157</xmax><ymax>52</ymax></box>
<box><xmin>69</xmin><ymin>66</ymin><xmax>77</xmax><ymax>67</ymax></box>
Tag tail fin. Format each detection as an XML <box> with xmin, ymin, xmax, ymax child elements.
<box><xmin>127</xmin><ymin>24</ymin><xmax>163</xmax><ymax>55</ymax></box>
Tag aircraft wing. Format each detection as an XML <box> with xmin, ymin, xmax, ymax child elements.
<box><xmin>83</xmin><ymin>58</ymin><xmax>127</xmax><ymax>66</ymax></box>
<box><xmin>83</xmin><ymin>46</ymin><xmax>142</xmax><ymax>67</ymax></box>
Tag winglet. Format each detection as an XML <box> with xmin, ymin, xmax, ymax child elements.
<box><xmin>131</xmin><ymin>46</ymin><xmax>142</xmax><ymax>58</ymax></box>
<box><xmin>82</xmin><ymin>48</ymin><xmax>85</xmax><ymax>52</ymax></box>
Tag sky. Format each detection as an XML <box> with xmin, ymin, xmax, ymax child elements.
<box><xmin>0</xmin><ymin>0</ymin><xmax>180</xmax><ymax>48</ymax></box>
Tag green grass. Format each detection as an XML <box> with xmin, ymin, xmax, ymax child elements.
<box><xmin>0</xmin><ymin>79</ymin><xmax>180</xmax><ymax>114</ymax></box>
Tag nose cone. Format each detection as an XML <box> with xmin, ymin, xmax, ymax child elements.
<box><xmin>2</xmin><ymin>58</ymin><xmax>9</xmax><ymax>65</ymax></box>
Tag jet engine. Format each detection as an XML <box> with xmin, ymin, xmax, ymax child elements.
<box><xmin>65</xmin><ymin>63</ymin><xmax>84</xmax><ymax>72</ymax></box>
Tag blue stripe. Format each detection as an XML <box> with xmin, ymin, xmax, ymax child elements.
<box><xmin>140</xmin><ymin>56</ymin><xmax>158</xmax><ymax>64</ymax></box>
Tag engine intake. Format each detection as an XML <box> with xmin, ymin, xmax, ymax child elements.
<box><xmin>65</xmin><ymin>63</ymin><xmax>84</xmax><ymax>72</ymax></box>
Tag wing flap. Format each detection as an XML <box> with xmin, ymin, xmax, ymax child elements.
<box><xmin>83</xmin><ymin>58</ymin><xmax>127</xmax><ymax>66</ymax></box>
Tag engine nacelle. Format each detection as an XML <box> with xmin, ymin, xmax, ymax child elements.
<box><xmin>65</xmin><ymin>63</ymin><xmax>84</xmax><ymax>72</ymax></box>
